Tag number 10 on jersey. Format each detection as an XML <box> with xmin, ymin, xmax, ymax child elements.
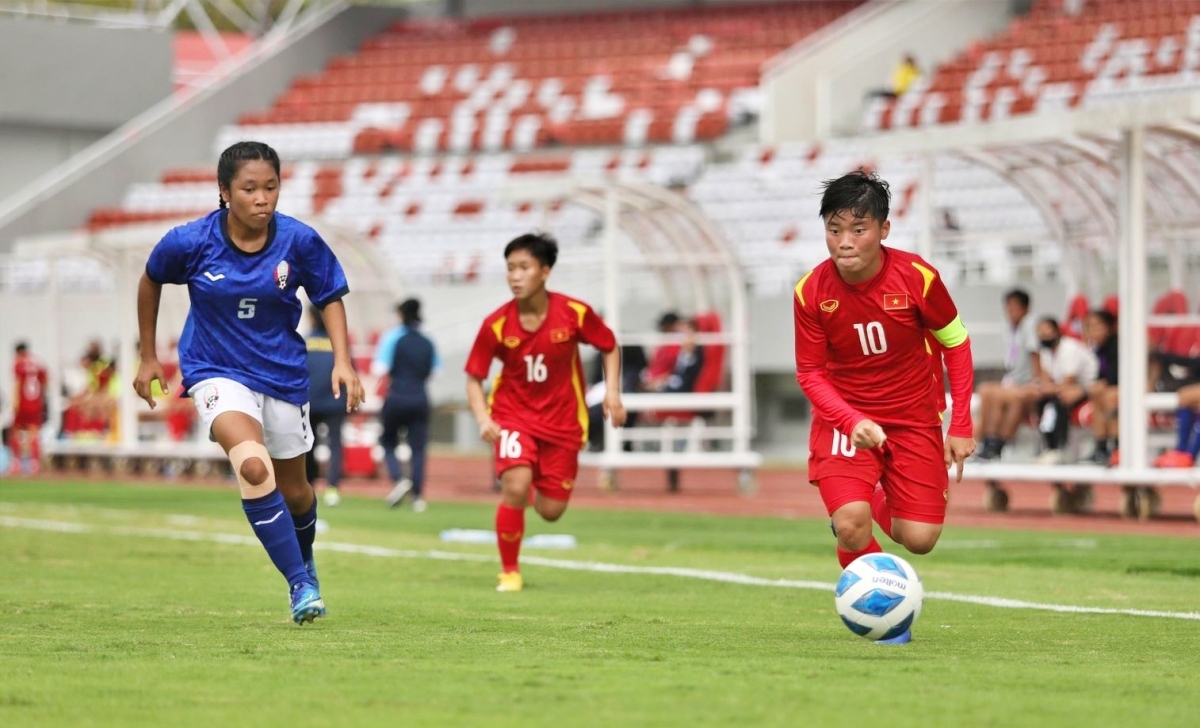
<box><xmin>852</xmin><ymin>322</ymin><xmax>887</xmax><ymax>355</ymax></box>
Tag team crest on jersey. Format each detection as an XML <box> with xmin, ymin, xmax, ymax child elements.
<box><xmin>201</xmin><ymin>385</ymin><xmax>219</xmax><ymax>411</ymax></box>
<box><xmin>883</xmin><ymin>293</ymin><xmax>909</xmax><ymax>310</ymax></box>
<box><xmin>820</xmin><ymin>299</ymin><xmax>839</xmax><ymax>313</ymax></box>
<box><xmin>274</xmin><ymin>260</ymin><xmax>290</xmax><ymax>290</ymax></box>
<box><xmin>550</xmin><ymin>327</ymin><xmax>571</xmax><ymax>343</ymax></box>
<box><xmin>503</xmin><ymin>336</ymin><xmax>522</xmax><ymax>349</ymax></box>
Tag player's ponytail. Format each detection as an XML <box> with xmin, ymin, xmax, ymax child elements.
<box><xmin>216</xmin><ymin>141</ymin><xmax>283</xmax><ymax>210</ymax></box>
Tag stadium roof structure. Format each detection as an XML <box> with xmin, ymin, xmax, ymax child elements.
<box><xmin>3</xmin><ymin>216</ymin><xmax>402</xmax><ymax>450</ymax></box>
<box><xmin>858</xmin><ymin>92</ymin><xmax>1200</xmax><ymax>480</ymax></box>
<box><xmin>499</xmin><ymin>178</ymin><xmax>761</xmax><ymax>480</ymax></box>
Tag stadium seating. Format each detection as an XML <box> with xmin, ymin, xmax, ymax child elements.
<box><xmin>217</xmin><ymin>2</ymin><xmax>863</xmax><ymax>158</ymax></box>
<box><xmin>865</xmin><ymin>0</ymin><xmax>1200</xmax><ymax>131</ymax></box>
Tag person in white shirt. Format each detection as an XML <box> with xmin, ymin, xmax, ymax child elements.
<box><xmin>1033</xmin><ymin>317</ymin><xmax>1098</xmax><ymax>464</ymax></box>
<box><xmin>976</xmin><ymin>289</ymin><xmax>1042</xmax><ymax>460</ymax></box>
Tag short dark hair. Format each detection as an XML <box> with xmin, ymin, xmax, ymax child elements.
<box><xmin>15</xmin><ymin>342</ymin><xmax>28</xmax><ymax>354</ymax></box>
<box><xmin>819</xmin><ymin>170</ymin><xmax>890</xmax><ymax>222</ymax></box>
<box><xmin>1089</xmin><ymin>309</ymin><xmax>1116</xmax><ymax>329</ymax></box>
<box><xmin>1004</xmin><ymin>288</ymin><xmax>1031</xmax><ymax>309</ymax></box>
<box><xmin>217</xmin><ymin>141</ymin><xmax>282</xmax><ymax>209</ymax></box>
<box><xmin>1039</xmin><ymin>316</ymin><xmax>1060</xmax><ymax>332</ymax></box>
<box><xmin>397</xmin><ymin>298</ymin><xmax>422</xmax><ymax>325</ymax></box>
<box><xmin>504</xmin><ymin>232</ymin><xmax>558</xmax><ymax>269</ymax></box>
<box><xmin>657</xmin><ymin>312</ymin><xmax>681</xmax><ymax>330</ymax></box>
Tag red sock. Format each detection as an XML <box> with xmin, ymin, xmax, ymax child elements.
<box><xmin>837</xmin><ymin>537</ymin><xmax>882</xmax><ymax>569</ymax></box>
<box><xmin>495</xmin><ymin>504</ymin><xmax>525</xmax><ymax>573</ymax></box>
<box><xmin>871</xmin><ymin>484</ymin><xmax>894</xmax><ymax>541</ymax></box>
<box><xmin>28</xmin><ymin>431</ymin><xmax>41</xmax><ymax>463</ymax></box>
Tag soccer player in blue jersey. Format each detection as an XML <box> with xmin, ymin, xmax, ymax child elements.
<box><xmin>133</xmin><ymin>141</ymin><xmax>365</xmax><ymax>625</ymax></box>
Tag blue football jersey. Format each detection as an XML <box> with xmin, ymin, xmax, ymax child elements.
<box><xmin>146</xmin><ymin>210</ymin><xmax>350</xmax><ymax>406</ymax></box>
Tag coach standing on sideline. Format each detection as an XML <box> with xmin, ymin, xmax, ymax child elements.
<box><xmin>381</xmin><ymin>298</ymin><xmax>438</xmax><ymax>512</ymax></box>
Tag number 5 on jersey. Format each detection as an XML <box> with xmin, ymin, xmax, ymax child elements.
<box><xmin>499</xmin><ymin>429</ymin><xmax>522</xmax><ymax>459</ymax></box>
<box><xmin>524</xmin><ymin>354</ymin><xmax>547</xmax><ymax>382</ymax></box>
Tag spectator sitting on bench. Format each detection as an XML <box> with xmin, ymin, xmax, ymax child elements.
<box><xmin>1151</xmin><ymin>349</ymin><xmax>1200</xmax><ymax>469</ymax></box>
<box><xmin>1033</xmin><ymin>317</ymin><xmax>1098</xmax><ymax>465</ymax></box>
<box><xmin>1084</xmin><ymin>310</ymin><xmax>1120</xmax><ymax>465</ymax></box>
<box><xmin>975</xmin><ymin>288</ymin><xmax>1041</xmax><ymax>460</ymax></box>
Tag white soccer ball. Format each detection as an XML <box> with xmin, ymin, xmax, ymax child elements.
<box><xmin>834</xmin><ymin>553</ymin><xmax>923</xmax><ymax>641</ymax></box>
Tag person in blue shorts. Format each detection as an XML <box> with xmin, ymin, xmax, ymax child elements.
<box><xmin>133</xmin><ymin>141</ymin><xmax>365</xmax><ymax>625</ymax></box>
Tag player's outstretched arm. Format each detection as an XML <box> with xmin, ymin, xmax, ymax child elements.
<box><xmin>320</xmin><ymin>299</ymin><xmax>365</xmax><ymax>412</ymax></box>
<box><xmin>600</xmin><ymin>347</ymin><xmax>626</xmax><ymax>427</ymax></box>
<box><xmin>133</xmin><ymin>273</ymin><xmax>167</xmax><ymax>409</ymax></box>
<box><xmin>466</xmin><ymin>375</ymin><xmax>501</xmax><ymax>444</ymax></box>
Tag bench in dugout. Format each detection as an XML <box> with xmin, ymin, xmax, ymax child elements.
<box><xmin>581</xmin><ymin>311</ymin><xmax>761</xmax><ymax>493</ymax></box>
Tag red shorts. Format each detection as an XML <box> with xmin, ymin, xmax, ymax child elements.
<box><xmin>12</xmin><ymin>406</ymin><xmax>44</xmax><ymax>428</ymax></box>
<box><xmin>807</xmin><ymin>420</ymin><xmax>948</xmax><ymax>524</ymax></box>
<box><xmin>493</xmin><ymin>426</ymin><xmax>579</xmax><ymax>502</ymax></box>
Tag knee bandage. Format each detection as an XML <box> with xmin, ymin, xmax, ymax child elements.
<box><xmin>229</xmin><ymin>441</ymin><xmax>277</xmax><ymax>499</ymax></box>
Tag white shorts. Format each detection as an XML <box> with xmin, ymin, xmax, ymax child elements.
<box><xmin>189</xmin><ymin>377</ymin><xmax>314</xmax><ymax>460</ymax></box>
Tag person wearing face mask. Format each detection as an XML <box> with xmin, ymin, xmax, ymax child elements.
<box><xmin>1032</xmin><ymin>317</ymin><xmax>1099</xmax><ymax>465</ymax></box>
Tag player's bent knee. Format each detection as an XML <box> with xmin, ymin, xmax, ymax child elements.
<box><xmin>899</xmin><ymin>527</ymin><xmax>942</xmax><ymax>555</ymax></box>
<box><xmin>229</xmin><ymin>441</ymin><xmax>277</xmax><ymax>499</ymax></box>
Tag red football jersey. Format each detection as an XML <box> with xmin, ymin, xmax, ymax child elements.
<box><xmin>794</xmin><ymin>247</ymin><xmax>964</xmax><ymax>434</ymax></box>
<box><xmin>465</xmin><ymin>292</ymin><xmax>617</xmax><ymax>450</ymax></box>
<box><xmin>14</xmin><ymin>357</ymin><xmax>48</xmax><ymax>414</ymax></box>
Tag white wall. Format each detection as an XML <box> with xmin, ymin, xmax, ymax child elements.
<box><xmin>762</xmin><ymin>0</ymin><xmax>1016</xmax><ymax>142</ymax></box>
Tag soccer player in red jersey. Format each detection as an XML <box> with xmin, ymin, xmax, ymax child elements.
<box><xmin>9</xmin><ymin>342</ymin><xmax>48</xmax><ymax>475</ymax></box>
<box><xmin>465</xmin><ymin>233</ymin><xmax>626</xmax><ymax>592</ymax></box>
<box><xmin>794</xmin><ymin>172</ymin><xmax>976</xmax><ymax>642</ymax></box>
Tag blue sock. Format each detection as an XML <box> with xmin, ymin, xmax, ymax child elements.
<box><xmin>1177</xmin><ymin>408</ymin><xmax>1196</xmax><ymax>452</ymax></box>
<box><xmin>242</xmin><ymin>490</ymin><xmax>309</xmax><ymax>589</ymax></box>
<box><xmin>292</xmin><ymin>497</ymin><xmax>318</xmax><ymax>565</ymax></box>
<box><xmin>1186</xmin><ymin>421</ymin><xmax>1200</xmax><ymax>459</ymax></box>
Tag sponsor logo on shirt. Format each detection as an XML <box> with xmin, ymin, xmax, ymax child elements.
<box><xmin>550</xmin><ymin>327</ymin><xmax>571</xmax><ymax>343</ymax></box>
<box><xmin>820</xmin><ymin>299</ymin><xmax>839</xmax><ymax>313</ymax></box>
<box><xmin>274</xmin><ymin>260</ymin><xmax>290</xmax><ymax>290</ymax></box>
<box><xmin>883</xmin><ymin>293</ymin><xmax>909</xmax><ymax>310</ymax></box>
<box><xmin>503</xmin><ymin>336</ymin><xmax>522</xmax><ymax>349</ymax></box>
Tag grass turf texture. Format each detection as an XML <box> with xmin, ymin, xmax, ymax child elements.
<box><xmin>1</xmin><ymin>480</ymin><xmax>1197</xmax><ymax>728</ymax></box>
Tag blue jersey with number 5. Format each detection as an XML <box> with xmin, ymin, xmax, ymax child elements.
<box><xmin>145</xmin><ymin>210</ymin><xmax>349</xmax><ymax>406</ymax></box>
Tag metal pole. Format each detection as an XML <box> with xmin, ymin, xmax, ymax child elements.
<box><xmin>602</xmin><ymin>186</ymin><xmax>621</xmax><ymax>461</ymax></box>
<box><xmin>118</xmin><ymin>249</ymin><xmax>139</xmax><ymax>448</ymax></box>
<box><xmin>1117</xmin><ymin>127</ymin><xmax>1148</xmax><ymax>470</ymax></box>
<box><xmin>917</xmin><ymin>153</ymin><xmax>934</xmax><ymax>262</ymax></box>
<box><xmin>729</xmin><ymin>267</ymin><xmax>752</xmax><ymax>457</ymax></box>
<box><xmin>46</xmin><ymin>257</ymin><xmax>62</xmax><ymax>438</ymax></box>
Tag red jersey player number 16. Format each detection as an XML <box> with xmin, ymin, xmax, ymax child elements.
<box><xmin>465</xmin><ymin>233</ymin><xmax>627</xmax><ymax>594</ymax></box>
<box><xmin>793</xmin><ymin>172</ymin><xmax>976</xmax><ymax>644</ymax></box>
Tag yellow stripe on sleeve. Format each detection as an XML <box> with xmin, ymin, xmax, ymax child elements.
<box><xmin>566</xmin><ymin>300</ymin><xmax>588</xmax><ymax>327</ymax></box>
<box><xmin>794</xmin><ymin>270</ymin><xmax>814</xmax><ymax>307</ymax></box>
<box><xmin>491</xmin><ymin>316</ymin><xmax>506</xmax><ymax>342</ymax></box>
<box><xmin>911</xmin><ymin>262</ymin><xmax>936</xmax><ymax>298</ymax></box>
<box><xmin>932</xmin><ymin>315</ymin><xmax>969</xmax><ymax>348</ymax></box>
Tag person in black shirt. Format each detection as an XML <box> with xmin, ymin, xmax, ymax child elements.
<box><xmin>305</xmin><ymin>308</ymin><xmax>348</xmax><ymax>505</ymax></box>
<box><xmin>1084</xmin><ymin>310</ymin><xmax>1120</xmax><ymax>465</ymax></box>
<box><xmin>381</xmin><ymin>299</ymin><xmax>438</xmax><ymax>512</ymax></box>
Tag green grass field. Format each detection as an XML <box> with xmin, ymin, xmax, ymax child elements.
<box><xmin>2</xmin><ymin>480</ymin><xmax>1198</xmax><ymax>727</ymax></box>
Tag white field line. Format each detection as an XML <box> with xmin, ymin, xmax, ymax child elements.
<box><xmin>3</xmin><ymin>515</ymin><xmax>1198</xmax><ymax>622</ymax></box>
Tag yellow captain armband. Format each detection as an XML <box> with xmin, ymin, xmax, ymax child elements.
<box><xmin>932</xmin><ymin>316</ymin><xmax>969</xmax><ymax>348</ymax></box>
